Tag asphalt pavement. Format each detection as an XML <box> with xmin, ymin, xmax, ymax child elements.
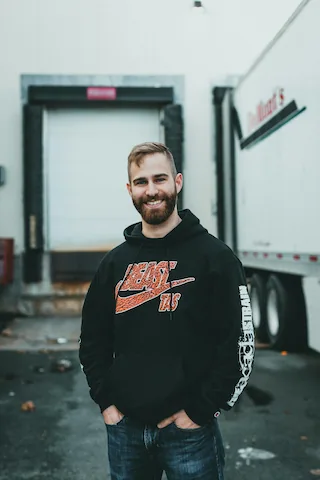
<box><xmin>0</xmin><ymin>317</ymin><xmax>319</xmax><ymax>480</ymax></box>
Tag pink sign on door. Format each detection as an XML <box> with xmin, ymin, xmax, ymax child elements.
<box><xmin>86</xmin><ymin>87</ymin><xmax>117</xmax><ymax>101</ymax></box>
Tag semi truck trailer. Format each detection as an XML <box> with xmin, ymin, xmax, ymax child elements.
<box><xmin>213</xmin><ymin>0</ymin><xmax>320</xmax><ymax>352</ymax></box>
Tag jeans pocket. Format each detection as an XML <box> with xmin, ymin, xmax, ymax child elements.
<box><xmin>171</xmin><ymin>421</ymin><xmax>210</xmax><ymax>432</ymax></box>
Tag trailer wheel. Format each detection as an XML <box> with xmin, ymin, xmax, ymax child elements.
<box><xmin>266</xmin><ymin>275</ymin><xmax>307</xmax><ymax>351</ymax></box>
<box><xmin>249</xmin><ymin>274</ymin><xmax>268</xmax><ymax>342</ymax></box>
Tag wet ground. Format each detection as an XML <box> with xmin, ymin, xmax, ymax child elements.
<box><xmin>0</xmin><ymin>318</ymin><xmax>319</xmax><ymax>479</ymax></box>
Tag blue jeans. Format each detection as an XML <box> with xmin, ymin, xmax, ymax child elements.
<box><xmin>106</xmin><ymin>417</ymin><xmax>225</xmax><ymax>480</ymax></box>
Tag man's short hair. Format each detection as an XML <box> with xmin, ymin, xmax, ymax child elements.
<box><xmin>127</xmin><ymin>142</ymin><xmax>177</xmax><ymax>181</ymax></box>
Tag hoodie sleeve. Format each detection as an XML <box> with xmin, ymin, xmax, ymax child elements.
<box><xmin>79</xmin><ymin>256</ymin><xmax>115</xmax><ymax>413</ymax></box>
<box><xmin>185</xmin><ymin>251</ymin><xmax>255</xmax><ymax>425</ymax></box>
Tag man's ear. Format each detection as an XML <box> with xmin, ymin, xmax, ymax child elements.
<box><xmin>126</xmin><ymin>182</ymin><xmax>132</xmax><ymax>198</ymax></box>
<box><xmin>175</xmin><ymin>173</ymin><xmax>183</xmax><ymax>195</ymax></box>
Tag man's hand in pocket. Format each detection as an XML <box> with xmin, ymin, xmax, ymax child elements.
<box><xmin>102</xmin><ymin>405</ymin><xmax>124</xmax><ymax>425</ymax></box>
<box><xmin>157</xmin><ymin>410</ymin><xmax>201</xmax><ymax>429</ymax></box>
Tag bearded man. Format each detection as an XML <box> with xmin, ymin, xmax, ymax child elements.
<box><xmin>79</xmin><ymin>142</ymin><xmax>255</xmax><ymax>480</ymax></box>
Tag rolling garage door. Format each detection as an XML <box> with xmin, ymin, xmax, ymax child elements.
<box><xmin>46</xmin><ymin>106</ymin><xmax>161</xmax><ymax>251</ymax></box>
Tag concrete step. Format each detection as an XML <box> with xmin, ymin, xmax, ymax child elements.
<box><xmin>19</xmin><ymin>282</ymin><xmax>89</xmax><ymax>317</ymax></box>
<box><xmin>0</xmin><ymin>316</ymin><xmax>81</xmax><ymax>351</ymax></box>
<box><xmin>19</xmin><ymin>294</ymin><xmax>85</xmax><ymax>317</ymax></box>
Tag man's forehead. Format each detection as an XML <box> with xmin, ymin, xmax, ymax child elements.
<box><xmin>131</xmin><ymin>154</ymin><xmax>171</xmax><ymax>178</ymax></box>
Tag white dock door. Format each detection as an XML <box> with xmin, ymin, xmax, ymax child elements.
<box><xmin>46</xmin><ymin>106</ymin><xmax>161</xmax><ymax>251</ymax></box>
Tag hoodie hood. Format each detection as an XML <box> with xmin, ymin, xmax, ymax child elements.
<box><xmin>124</xmin><ymin>209</ymin><xmax>207</xmax><ymax>247</ymax></box>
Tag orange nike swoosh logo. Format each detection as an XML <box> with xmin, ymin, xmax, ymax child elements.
<box><xmin>116</xmin><ymin>277</ymin><xmax>195</xmax><ymax>314</ymax></box>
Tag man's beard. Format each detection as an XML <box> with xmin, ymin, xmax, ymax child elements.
<box><xmin>132</xmin><ymin>188</ymin><xmax>177</xmax><ymax>225</ymax></box>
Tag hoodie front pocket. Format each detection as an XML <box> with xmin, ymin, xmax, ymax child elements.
<box><xmin>108</xmin><ymin>353</ymin><xmax>186</xmax><ymax>409</ymax></box>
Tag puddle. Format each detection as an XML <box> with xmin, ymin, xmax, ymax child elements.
<box><xmin>246</xmin><ymin>385</ymin><xmax>274</xmax><ymax>406</ymax></box>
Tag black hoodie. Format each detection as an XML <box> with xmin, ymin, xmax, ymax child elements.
<box><xmin>79</xmin><ymin>210</ymin><xmax>255</xmax><ymax>426</ymax></box>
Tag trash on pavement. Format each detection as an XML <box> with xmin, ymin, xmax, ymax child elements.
<box><xmin>1</xmin><ymin>328</ymin><xmax>13</xmax><ymax>337</ymax></box>
<box><xmin>51</xmin><ymin>359</ymin><xmax>73</xmax><ymax>373</ymax></box>
<box><xmin>22</xmin><ymin>379</ymin><xmax>34</xmax><ymax>385</ymax></box>
<box><xmin>47</xmin><ymin>337</ymin><xmax>68</xmax><ymax>345</ymax></box>
<box><xmin>21</xmin><ymin>401</ymin><xmax>36</xmax><ymax>412</ymax></box>
<box><xmin>310</xmin><ymin>470</ymin><xmax>320</xmax><ymax>476</ymax></box>
<box><xmin>238</xmin><ymin>447</ymin><xmax>276</xmax><ymax>466</ymax></box>
<box><xmin>33</xmin><ymin>366</ymin><xmax>45</xmax><ymax>374</ymax></box>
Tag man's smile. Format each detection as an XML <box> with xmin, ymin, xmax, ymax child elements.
<box><xmin>145</xmin><ymin>199</ymin><xmax>164</xmax><ymax>209</ymax></box>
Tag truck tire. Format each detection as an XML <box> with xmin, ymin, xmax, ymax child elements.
<box><xmin>249</xmin><ymin>273</ymin><xmax>268</xmax><ymax>342</ymax></box>
<box><xmin>265</xmin><ymin>274</ymin><xmax>307</xmax><ymax>351</ymax></box>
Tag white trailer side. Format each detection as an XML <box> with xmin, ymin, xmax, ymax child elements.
<box><xmin>214</xmin><ymin>0</ymin><xmax>320</xmax><ymax>352</ymax></box>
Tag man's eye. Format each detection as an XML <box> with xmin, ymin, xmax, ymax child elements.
<box><xmin>156</xmin><ymin>178</ymin><xmax>165</xmax><ymax>182</ymax></box>
<box><xmin>136</xmin><ymin>180</ymin><xmax>146</xmax><ymax>185</ymax></box>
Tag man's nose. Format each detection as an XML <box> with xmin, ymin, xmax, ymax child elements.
<box><xmin>146</xmin><ymin>182</ymin><xmax>158</xmax><ymax>197</ymax></box>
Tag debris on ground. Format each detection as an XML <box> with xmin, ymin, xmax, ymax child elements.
<box><xmin>22</xmin><ymin>379</ymin><xmax>34</xmax><ymax>385</ymax></box>
<box><xmin>310</xmin><ymin>470</ymin><xmax>320</xmax><ymax>476</ymax></box>
<box><xmin>47</xmin><ymin>337</ymin><xmax>68</xmax><ymax>345</ymax></box>
<box><xmin>0</xmin><ymin>313</ymin><xmax>15</xmax><ymax>334</ymax></box>
<box><xmin>8</xmin><ymin>391</ymin><xmax>15</xmax><ymax>397</ymax></box>
<box><xmin>33</xmin><ymin>366</ymin><xmax>45</xmax><ymax>374</ymax></box>
<box><xmin>238</xmin><ymin>447</ymin><xmax>276</xmax><ymax>466</ymax></box>
<box><xmin>51</xmin><ymin>359</ymin><xmax>72</xmax><ymax>373</ymax></box>
<box><xmin>1</xmin><ymin>328</ymin><xmax>13</xmax><ymax>337</ymax></box>
<box><xmin>300</xmin><ymin>436</ymin><xmax>308</xmax><ymax>441</ymax></box>
<box><xmin>281</xmin><ymin>351</ymin><xmax>288</xmax><ymax>356</ymax></box>
<box><xmin>255</xmin><ymin>342</ymin><xmax>270</xmax><ymax>349</ymax></box>
<box><xmin>21</xmin><ymin>401</ymin><xmax>36</xmax><ymax>412</ymax></box>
